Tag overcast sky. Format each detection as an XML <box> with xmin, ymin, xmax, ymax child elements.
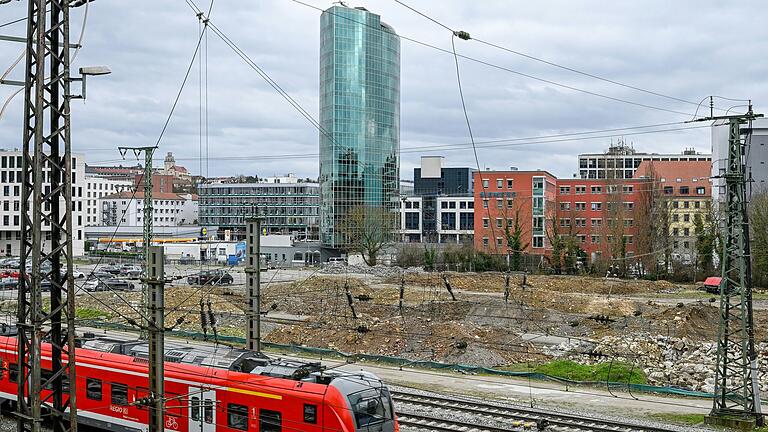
<box><xmin>1</xmin><ymin>1</ymin><xmax>766</xmax><ymax>180</ymax></box>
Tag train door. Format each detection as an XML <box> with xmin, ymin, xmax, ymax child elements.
<box><xmin>188</xmin><ymin>387</ymin><xmax>216</xmax><ymax>432</ymax></box>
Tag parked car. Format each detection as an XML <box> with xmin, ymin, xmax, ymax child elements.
<box><xmin>187</xmin><ymin>270</ymin><xmax>234</xmax><ymax>286</ymax></box>
<box><xmin>120</xmin><ymin>265</ymin><xmax>143</xmax><ymax>278</ymax></box>
<box><xmin>98</xmin><ymin>278</ymin><xmax>135</xmax><ymax>292</ymax></box>
<box><xmin>0</xmin><ymin>279</ymin><xmax>18</xmax><ymax>290</ymax></box>
<box><xmin>100</xmin><ymin>265</ymin><xmax>122</xmax><ymax>275</ymax></box>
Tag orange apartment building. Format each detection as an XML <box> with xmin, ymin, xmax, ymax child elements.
<box><xmin>473</xmin><ymin>170</ymin><xmax>557</xmax><ymax>257</ymax></box>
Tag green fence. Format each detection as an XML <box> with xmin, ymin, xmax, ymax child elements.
<box><xmin>79</xmin><ymin>320</ymin><xmax>712</xmax><ymax>399</ymax></box>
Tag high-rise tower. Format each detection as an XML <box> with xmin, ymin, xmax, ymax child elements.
<box><xmin>319</xmin><ymin>5</ymin><xmax>401</xmax><ymax>250</ymax></box>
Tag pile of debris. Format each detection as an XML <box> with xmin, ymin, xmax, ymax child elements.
<box><xmin>548</xmin><ymin>334</ymin><xmax>768</xmax><ymax>393</ymax></box>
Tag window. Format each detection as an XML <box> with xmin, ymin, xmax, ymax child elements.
<box><xmin>590</xmin><ymin>218</ymin><xmax>602</xmax><ymax>227</ymax></box>
<box><xmin>482</xmin><ymin>218</ymin><xmax>489</xmax><ymax>228</ymax></box>
<box><xmin>405</xmin><ymin>212</ymin><xmax>419</xmax><ymax>230</ymax></box>
<box><xmin>507</xmin><ymin>199</ymin><xmax>514</xmax><ymax>208</ymax></box>
<box><xmin>591</xmin><ymin>202</ymin><xmax>602</xmax><ymax>211</ymax></box>
<box><xmin>482</xmin><ymin>199</ymin><xmax>488</xmax><ymax>209</ymax></box>
<box><xmin>684</xmin><ymin>214</ymin><xmax>690</xmax><ymax>222</ymax></box>
<box><xmin>204</xmin><ymin>399</ymin><xmax>214</xmax><ymax>424</ymax></box>
<box><xmin>533</xmin><ymin>236</ymin><xmax>544</xmax><ymax>248</ymax></box>
<box><xmin>304</xmin><ymin>404</ymin><xmax>317</xmax><ymax>424</ymax></box>
<box><xmin>575</xmin><ymin>202</ymin><xmax>586</xmax><ymax>211</ymax></box>
<box><xmin>459</xmin><ymin>213</ymin><xmax>473</xmax><ymax>230</ymax></box>
<box><xmin>507</xmin><ymin>179</ymin><xmax>513</xmax><ymax>189</ymax></box>
<box><xmin>497</xmin><ymin>237</ymin><xmax>503</xmax><ymax>247</ymax></box>
<box><xmin>672</xmin><ymin>214</ymin><xmax>679</xmax><ymax>222</ymax></box>
<box><xmin>684</xmin><ymin>228</ymin><xmax>690</xmax><ymax>236</ymax></box>
<box><xmin>86</xmin><ymin>378</ymin><xmax>102</xmax><ymax>400</ymax></box>
<box><xmin>227</xmin><ymin>403</ymin><xmax>249</xmax><ymax>431</ymax></box>
<box><xmin>683</xmin><ymin>201</ymin><xmax>690</xmax><ymax>209</ymax></box>
<box><xmin>679</xmin><ymin>186</ymin><xmax>689</xmax><ymax>195</ymax></box>
<box><xmin>591</xmin><ymin>235</ymin><xmax>601</xmax><ymax>244</ymax></box>
<box><xmin>559</xmin><ymin>186</ymin><xmax>570</xmax><ymax>194</ymax></box>
<box><xmin>673</xmin><ymin>228</ymin><xmax>679</xmax><ymax>236</ymax></box>
<box><xmin>623</xmin><ymin>202</ymin><xmax>634</xmax><ymax>210</ymax></box>
<box><xmin>696</xmin><ymin>187</ymin><xmax>706</xmax><ymax>195</ymax></box>
<box><xmin>111</xmin><ymin>383</ymin><xmax>128</xmax><ymax>405</ymax></box>
<box><xmin>559</xmin><ymin>218</ymin><xmax>571</xmax><ymax>227</ymax></box>
<box><xmin>441</xmin><ymin>213</ymin><xmax>456</xmax><ymax>230</ymax></box>
<box><xmin>496</xmin><ymin>218</ymin><xmax>502</xmax><ymax>228</ymax></box>
<box><xmin>683</xmin><ymin>241</ymin><xmax>690</xmax><ymax>249</ymax></box>
<box><xmin>259</xmin><ymin>410</ymin><xmax>282</xmax><ymax>432</ymax></box>
<box><xmin>191</xmin><ymin>397</ymin><xmax>201</xmax><ymax>421</ymax></box>
<box><xmin>695</xmin><ymin>201</ymin><xmax>701</xmax><ymax>209</ymax></box>
<box><xmin>441</xmin><ymin>201</ymin><xmax>448</xmax><ymax>209</ymax></box>
<box><xmin>9</xmin><ymin>363</ymin><xmax>17</xmax><ymax>382</ymax></box>
<box><xmin>496</xmin><ymin>179</ymin><xmax>503</xmax><ymax>188</ymax></box>
<box><xmin>560</xmin><ymin>202</ymin><xmax>571</xmax><ymax>211</ymax></box>
<box><xmin>672</xmin><ymin>201</ymin><xmax>679</xmax><ymax>209</ymax></box>
<box><xmin>574</xmin><ymin>218</ymin><xmax>586</xmax><ymax>227</ymax></box>
<box><xmin>575</xmin><ymin>186</ymin><xmax>586</xmax><ymax>195</ymax></box>
<box><xmin>482</xmin><ymin>179</ymin><xmax>489</xmax><ymax>188</ymax></box>
<box><xmin>625</xmin><ymin>235</ymin><xmax>634</xmax><ymax>244</ymax></box>
<box><xmin>449</xmin><ymin>201</ymin><xmax>456</xmax><ymax>209</ymax></box>
<box><xmin>664</xmin><ymin>186</ymin><xmax>673</xmax><ymax>195</ymax></box>
<box><xmin>482</xmin><ymin>237</ymin><xmax>489</xmax><ymax>247</ymax></box>
<box><xmin>623</xmin><ymin>185</ymin><xmax>634</xmax><ymax>194</ymax></box>
<box><xmin>591</xmin><ymin>186</ymin><xmax>602</xmax><ymax>194</ymax></box>
<box><xmin>496</xmin><ymin>199</ymin><xmax>503</xmax><ymax>209</ymax></box>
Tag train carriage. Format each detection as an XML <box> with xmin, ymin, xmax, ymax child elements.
<box><xmin>0</xmin><ymin>336</ymin><xmax>398</xmax><ymax>432</ymax></box>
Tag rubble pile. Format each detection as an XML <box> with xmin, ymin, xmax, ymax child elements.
<box><xmin>548</xmin><ymin>334</ymin><xmax>768</xmax><ymax>393</ymax></box>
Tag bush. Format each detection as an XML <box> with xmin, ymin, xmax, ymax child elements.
<box><xmin>395</xmin><ymin>244</ymin><xmax>424</xmax><ymax>268</ymax></box>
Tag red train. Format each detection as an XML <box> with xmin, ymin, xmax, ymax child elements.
<box><xmin>0</xmin><ymin>335</ymin><xmax>398</xmax><ymax>432</ymax></box>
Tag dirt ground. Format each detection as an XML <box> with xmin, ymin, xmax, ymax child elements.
<box><xmin>75</xmin><ymin>271</ymin><xmax>768</xmax><ymax>369</ymax></box>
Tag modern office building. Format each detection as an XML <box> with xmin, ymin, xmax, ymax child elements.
<box><xmin>712</xmin><ymin>118</ymin><xmax>768</xmax><ymax>199</ymax></box>
<box><xmin>198</xmin><ymin>175</ymin><xmax>320</xmax><ymax>241</ymax></box>
<box><xmin>578</xmin><ymin>141</ymin><xmax>711</xmax><ymax>180</ymax></box>
<box><xmin>402</xmin><ymin>156</ymin><xmax>475</xmax><ymax>243</ymax></box>
<box><xmin>0</xmin><ymin>150</ymin><xmax>86</xmax><ymax>256</ymax></box>
<box><xmin>318</xmin><ymin>4</ymin><xmax>401</xmax><ymax>250</ymax></box>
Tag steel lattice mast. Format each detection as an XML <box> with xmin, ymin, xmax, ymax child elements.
<box><xmin>695</xmin><ymin>106</ymin><xmax>764</xmax><ymax>428</ymax></box>
<box><xmin>16</xmin><ymin>1</ymin><xmax>78</xmax><ymax>432</ymax></box>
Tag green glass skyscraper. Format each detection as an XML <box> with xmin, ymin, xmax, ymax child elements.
<box><xmin>319</xmin><ymin>5</ymin><xmax>401</xmax><ymax>249</ymax></box>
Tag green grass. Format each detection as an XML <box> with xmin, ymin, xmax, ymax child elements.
<box><xmin>650</xmin><ymin>413</ymin><xmax>705</xmax><ymax>425</ymax></box>
<box><xmin>499</xmin><ymin>360</ymin><xmax>647</xmax><ymax>385</ymax></box>
<box><xmin>76</xmin><ymin>307</ymin><xmax>111</xmax><ymax>320</ymax></box>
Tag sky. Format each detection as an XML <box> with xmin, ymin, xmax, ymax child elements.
<box><xmin>0</xmin><ymin>0</ymin><xmax>766</xmax><ymax>180</ymax></box>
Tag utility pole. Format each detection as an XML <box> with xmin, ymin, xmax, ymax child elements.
<box><xmin>119</xmin><ymin>146</ymin><xmax>155</xmax><ymax>336</ymax></box>
<box><xmin>692</xmin><ymin>104</ymin><xmax>764</xmax><ymax>429</ymax></box>
<box><xmin>245</xmin><ymin>216</ymin><xmax>263</xmax><ymax>352</ymax></box>
<box><xmin>146</xmin><ymin>246</ymin><xmax>165</xmax><ymax>432</ymax></box>
<box><xmin>16</xmin><ymin>1</ymin><xmax>78</xmax><ymax>432</ymax></box>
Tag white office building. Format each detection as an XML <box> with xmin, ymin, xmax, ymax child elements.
<box><xmin>398</xmin><ymin>196</ymin><xmax>474</xmax><ymax>244</ymax></box>
<box><xmin>100</xmin><ymin>192</ymin><xmax>198</xmax><ymax>227</ymax></box>
<box><xmin>0</xmin><ymin>150</ymin><xmax>86</xmax><ymax>256</ymax></box>
<box><xmin>85</xmin><ymin>175</ymin><xmax>133</xmax><ymax>226</ymax></box>
<box><xmin>578</xmin><ymin>141</ymin><xmax>711</xmax><ymax>180</ymax></box>
<box><xmin>712</xmin><ymin>118</ymin><xmax>768</xmax><ymax>199</ymax></box>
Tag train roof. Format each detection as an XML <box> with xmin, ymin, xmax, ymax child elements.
<box><xmin>78</xmin><ymin>334</ymin><xmax>339</xmax><ymax>383</ymax></box>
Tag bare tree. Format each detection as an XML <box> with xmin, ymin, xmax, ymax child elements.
<box><xmin>750</xmin><ymin>189</ymin><xmax>768</xmax><ymax>288</ymax></box>
<box><xmin>338</xmin><ymin>205</ymin><xmax>396</xmax><ymax>266</ymax></box>
<box><xmin>502</xmin><ymin>199</ymin><xmax>529</xmax><ymax>272</ymax></box>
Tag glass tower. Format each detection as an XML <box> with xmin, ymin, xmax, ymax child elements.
<box><xmin>319</xmin><ymin>5</ymin><xmax>401</xmax><ymax>249</ymax></box>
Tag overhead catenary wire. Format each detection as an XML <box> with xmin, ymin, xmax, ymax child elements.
<box><xmin>290</xmin><ymin>0</ymin><xmax>697</xmax><ymax>118</ymax></box>
<box><xmin>391</xmin><ymin>0</ymin><xmax>742</xmax><ymax>116</ymax></box>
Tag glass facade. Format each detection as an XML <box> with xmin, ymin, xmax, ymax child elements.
<box><xmin>319</xmin><ymin>6</ymin><xmax>401</xmax><ymax>249</ymax></box>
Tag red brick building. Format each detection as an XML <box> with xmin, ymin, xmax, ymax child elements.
<box><xmin>473</xmin><ymin>170</ymin><xmax>557</xmax><ymax>257</ymax></box>
<box><xmin>555</xmin><ymin>177</ymin><xmax>647</xmax><ymax>262</ymax></box>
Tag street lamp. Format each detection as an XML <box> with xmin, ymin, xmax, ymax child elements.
<box><xmin>69</xmin><ymin>65</ymin><xmax>111</xmax><ymax>99</ymax></box>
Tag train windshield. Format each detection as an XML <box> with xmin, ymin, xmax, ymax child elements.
<box><xmin>348</xmin><ymin>387</ymin><xmax>393</xmax><ymax>428</ymax></box>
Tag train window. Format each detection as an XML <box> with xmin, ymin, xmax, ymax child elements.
<box><xmin>86</xmin><ymin>378</ymin><xmax>102</xmax><ymax>400</ymax></box>
<box><xmin>190</xmin><ymin>397</ymin><xmax>200</xmax><ymax>421</ymax></box>
<box><xmin>9</xmin><ymin>364</ymin><xmax>17</xmax><ymax>383</ymax></box>
<box><xmin>111</xmin><ymin>383</ymin><xmax>128</xmax><ymax>405</ymax></box>
<box><xmin>303</xmin><ymin>404</ymin><xmax>317</xmax><ymax>424</ymax></box>
<box><xmin>203</xmin><ymin>399</ymin><xmax>213</xmax><ymax>424</ymax></box>
<box><xmin>41</xmin><ymin>369</ymin><xmax>70</xmax><ymax>392</ymax></box>
<box><xmin>227</xmin><ymin>403</ymin><xmax>248</xmax><ymax>431</ymax></box>
<box><xmin>259</xmin><ymin>410</ymin><xmax>281</xmax><ymax>432</ymax></box>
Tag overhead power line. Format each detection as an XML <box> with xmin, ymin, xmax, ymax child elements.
<box><xmin>391</xmin><ymin>0</ymin><xmax>734</xmax><ymax>114</ymax></box>
<box><xmin>290</xmin><ymin>0</ymin><xmax>696</xmax><ymax>118</ymax></box>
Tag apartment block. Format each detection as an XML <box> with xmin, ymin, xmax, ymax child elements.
<box><xmin>473</xmin><ymin>170</ymin><xmax>557</xmax><ymax>255</ymax></box>
<box><xmin>85</xmin><ymin>175</ymin><xmax>134</xmax><ymax>226</ymax></box>
<box><xmin>0</xmin><ymin>150</ymin><xmax>85</xmax><ymax>256</ymax></box>
<box><xmin>100</xmin><ymin>192</ymin><xmax>198</xmax><ymax>227</ymax></box>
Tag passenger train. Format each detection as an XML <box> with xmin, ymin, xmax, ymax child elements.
<box><xmin>0</xmin><ymin>335</ymin><xmax>398</xmax><ymax>432</ymax></box>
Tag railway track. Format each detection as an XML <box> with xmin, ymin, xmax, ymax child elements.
<box><xmin>393</xmin><ymin>390</ymin><xmax>679</xmax><ymax>432</ymax></box>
